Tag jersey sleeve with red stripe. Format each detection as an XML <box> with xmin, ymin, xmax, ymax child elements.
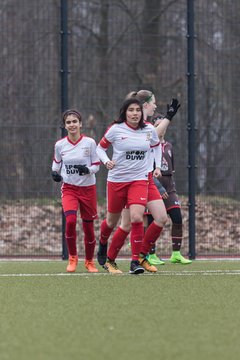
<box><xmin>97</xmin><ymin>124</ymin><xmax>115</xmax><ymax>164</ymax></box>
<box><xmin>52</xmin><ymin>137</ymin><xmax>65</xmax><ymax>172</ymax></box>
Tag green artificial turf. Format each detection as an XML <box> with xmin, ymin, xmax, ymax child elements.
<box><xmin>0</xmin><ymin>260</ymin><xmax>239</xmax><ymax>360</ymax></box>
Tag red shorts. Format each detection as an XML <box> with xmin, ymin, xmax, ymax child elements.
<box><xmin>147</xmin><ymin>172</ymin><xmax>162</xmax><ymax>202</ymax></box>
<box><xmin>107</xmin><ymin>180</ymin><xmax>148</xmax><ymax>213</ymax></box>
<box><xmin>61</xmin><ymin>183</ymin><xmax>98</xmax><ymax>220</ymax></box>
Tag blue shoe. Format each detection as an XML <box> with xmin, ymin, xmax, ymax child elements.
<box><xmin>129</xmin><ymin>260</ymin><xmax>144</xmax><ymax>275</ymax></box>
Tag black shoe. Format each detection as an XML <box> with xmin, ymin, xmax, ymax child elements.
<box><xmin>97</xmin><ymin>242</ymin><xmax>108</xmax><ymax>266</ymax></box>
<box><xmin>129</xmin><ymin>260</ymin><xmax>144</xmax><ymax>275</ymax></box>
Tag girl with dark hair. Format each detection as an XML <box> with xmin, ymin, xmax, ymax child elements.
<box><xmin>114</xmin><ymin>98</ymin><xmax>146</xmax><ymax>129</ymax></box>
<box><xmin>96</xmin><ymin>99</ymin><xmax>162</xmax><ymax>274</ymax></box>
<box><xmin>97</xmin><ymin>92</ymin><xmax>181</xmax><ymax>274</ymax></box>
<box><xmin>52</xmin><ymin>109</ymin><xmax>100</xmax><ymax>273</ymax></box>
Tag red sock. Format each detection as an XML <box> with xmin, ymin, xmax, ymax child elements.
<box><xmin>130</xmin><ymin>222</ymin><xmax>144</xmax><ymax>261</ymax></box>
<box><xmin>100</xmin><ymin>219</ymin><xmax>114</xmax><ymax>245</ymax></box>
<box><xmin>65</xmin><ymin>214</ymin><xmax>77</xmax><ymax>256</ymax></box>
<box><xmin>82</xmin><ymin>221</ymin><xmax>96</xmax><ymax>260</ymax></box>
<box><xmin>107</xmin><ymin>227</ymin><xmax>129</xmax><ymax>261</ymax></box>
<box><xmin>141</xmin><ymin>222</ymin><xmax>163</xmax><ymax>255</ymax></box>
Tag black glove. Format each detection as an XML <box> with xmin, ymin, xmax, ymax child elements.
<box><xmin>165</xmin><ymin>98</ymin><xmax>181</xmax><ymax>121</ymax></box>
<box><xmin>51</xmin><ymin>171</ymin><xmax>62</xmax><ymax>182</ymax></box>
<box><xmin>74</xmin><ymin>165</ymin><xmax>90</xmax><ymax>175</ymax></box>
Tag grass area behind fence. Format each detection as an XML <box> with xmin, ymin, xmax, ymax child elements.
<box><xmin>0</xmin><ymin>260</ymin><xmax>239</xmax><ymax>360</ymax></box>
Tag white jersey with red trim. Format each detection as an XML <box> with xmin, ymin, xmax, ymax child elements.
<box><xmin>96</xmin><ymin>122</ymin><xmax>161</xmax><ymax>182</ymax></box>
<box><xmin>52</xmin><ymin>135</ymin><xmax>100</xmax><ymax>186</ymax></box>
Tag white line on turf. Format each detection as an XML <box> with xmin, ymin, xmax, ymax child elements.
<box><xmin>0</xmin><ymin>270</ymin><xmax>240</xmax><ymax>277</ymax></box>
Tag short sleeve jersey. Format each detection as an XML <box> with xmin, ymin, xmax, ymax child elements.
<box><xmin>52</xmin><ymin>135</ymin><xmax>100</xmax><ymax>186</ymax></box>
<box><xmin>99</xmin><ymin>122</ymin><xmax>160</xmax><ymax>182</ymax></box>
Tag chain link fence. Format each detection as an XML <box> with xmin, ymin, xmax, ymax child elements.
<box><xmin>0</xmin><ymin>0</ymin><xmax>239</xmax><ymax>258</ymax></box>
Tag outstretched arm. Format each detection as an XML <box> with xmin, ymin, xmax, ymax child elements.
<box><xmin>155</xmin><ymin>98</ymin><xmax>180</xmax><ymax>138</ymax></box>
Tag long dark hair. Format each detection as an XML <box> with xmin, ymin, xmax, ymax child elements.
<box><xmin>114</xmin><ymin>98</ymin><xmax>146</xmax><ymax>129</ymax></box>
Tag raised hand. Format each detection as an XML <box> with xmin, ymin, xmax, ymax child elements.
<box><xmin>165</xmin><ymin>98</ymin><xmax>181</xmax><ymax>121</ymax></box>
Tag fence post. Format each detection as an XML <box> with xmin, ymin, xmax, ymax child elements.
<box><xmin>187</xmin><ymin>0</ymin><xmax>196</xmax><ymax>259</ymax></box>
<box><xmin>60</xmin><ymin>0</ymin><xmax>69</xmax><ymax>260</ymax></box>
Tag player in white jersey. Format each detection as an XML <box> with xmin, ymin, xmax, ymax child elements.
<box><xmin>96</xmin><ymin>98</ymin><xmax>162</xmax><ymax>274</ymax></box>
<box><xmin>52</xmin><ymin>109</ymin><xmax>100</xmax><ymax>273</ymax></box>
<box><xmin>98</xmin><ymin>91</ymin><xmax>180</xmax><ymax>274</ymax></box>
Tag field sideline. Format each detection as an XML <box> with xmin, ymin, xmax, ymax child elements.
<box><xmin>0</xmin><ymin>260</ymin><xmax>239</xmax><ymax>360</ymax></box>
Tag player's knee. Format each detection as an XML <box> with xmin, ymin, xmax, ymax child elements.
<box><xmin>155</xmin><ymin>213</ymin><xmax>168</xmax><ymax>227</ymax></box>
<box><xmin>106</xmin><ymin>216</ymin><xmax>118</xmax><ymax>229</ymax></box>
<box><xmin>120</xmin><ymin>215</ymin><xmax>131</xmax><ymax>232</ymax></box>
<box><xmin>65</xmin><ymin>213</ymin><xmax>77</xmax><ymax>230</ymax></box>
<box><xmin>130</xmin><ymin>213</ymin><xmax>143</xmax><ymax>223</ymax></box>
